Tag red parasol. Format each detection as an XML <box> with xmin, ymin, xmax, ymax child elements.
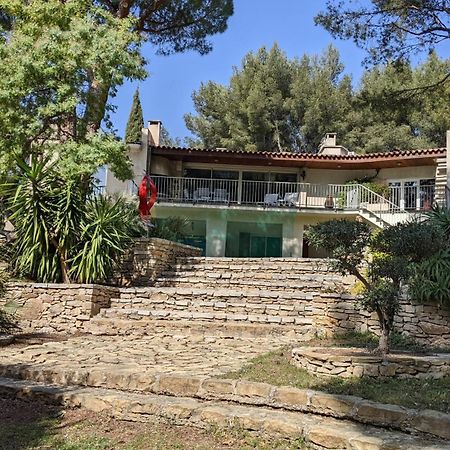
<box><xmin>138</xmin><ymin>175</ymin><xmax>158</xmax><ymax>218</ymax></box>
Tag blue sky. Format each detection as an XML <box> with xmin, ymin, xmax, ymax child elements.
<box><xmin>110</xmin><ymin>0</ymin><xmax>448</xmax><ymax>141</ymax></box>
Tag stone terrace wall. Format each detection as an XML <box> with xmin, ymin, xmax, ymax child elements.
<box><xmin>108</xmin><ymin>288</ymin><xmax>450</xmax><ymax>347</ymax></box>
<box><xmin>110</xmin><ymin>238</ymin><xmax>202</xmax><ymax>287</ymax></box>
<box><xmin>2</xmin><ymin>283</ymin><xmax>119</xmax><ymax>333</ymax></box>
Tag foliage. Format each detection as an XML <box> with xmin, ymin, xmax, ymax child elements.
<box><xmin>305</xmin><ymin>220</ymin><xmax>371</xmax><ymax>280</ymax></box>
<box><xmin>185</xmin><ymin>45</ymin><xmax>450</xmax><ymax>153</ymax></box>
<box><xmin>125</xmin><ymin>89</ymin><xmax>144</xmax><ymax>144</ymax></box>
<box><xmin>70</xmin><ymin>196</ymin><xmax>144</xmax><ymax>284</ymax></box>
<box><xmin>409</xmin><ymin>207</ymin><xmax>450</xmax><ymax>305</ymax></box>
<box><xmin>315</xmin><ymin>0</ymin><xmax>450</xmax><ymax>66</ymax></box>
<box><xmin>306</xmin><ymin>219</ymin><xmax>437</xmax><ymax>354</ymax></box>
<box><xmin>148</xmin><ymin>217</ymin><xmax>189</xmax><ymax>243</ymax></box>
<box><xmin>0</xmin><ymin>0</ymin><xmax>145</xmax><ymax>177</ymax></box>
<box><xmin>410</xmin><ymin>248</ymin><xmax>450</xmax><ymax>305</ymax></box>
<box><xmin>1</xmin><ymin>158</ymin><xmax>142</xmax><ymax>284</ymax></box>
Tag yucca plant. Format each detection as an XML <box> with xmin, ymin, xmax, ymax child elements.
<box><xmin>1</xmin><ymin>158</ymin><xmax>141</xmax><ymax>284</ymax></box>
<box><xmin>69</xmin><ymin>196</ymin><xmax>141</xmax><ymax>283</ymax></box>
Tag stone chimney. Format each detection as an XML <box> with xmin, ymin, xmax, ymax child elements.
<box><xmin>148</xmin><ymin>120</ymin><xmax>162</xmax><ymax>146</ymax></box>
<box><xmin>318</xmin><ymin>133</ymin><xmax>349</xmax><ymax>156</ymax></box>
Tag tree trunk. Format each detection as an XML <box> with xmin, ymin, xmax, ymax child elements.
<box><xmin>373</xmin><ymin>306</ymin><xmax>392</xmax><ymax>355</ymax></box>
<box><xmin>82</xmin><ymin>76</ymin><xmax>111</xmax><ymax>135</ymax></box>
<box><xmin>376</xmin><ymin>326</ymin><xmax>390</xmax><ymax>355</ymax></box>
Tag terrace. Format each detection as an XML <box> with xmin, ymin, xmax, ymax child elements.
<box><xmin>151</xmin><ymin>175</ymin><xmax>436</xmax><ymax>226</ymax></box>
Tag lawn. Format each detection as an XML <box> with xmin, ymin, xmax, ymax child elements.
<box><xmin>222</xmin><ymin>333</ymin><xmax>450</xmax><ymax>413</ymax></box>
<box><xmin>0</xmin><ymin>397</ymin><xmax>308</xmax><ymax>450</ymax></box>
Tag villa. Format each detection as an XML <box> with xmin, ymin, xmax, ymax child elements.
<box><xmin>103</xmin><ymin>121</ymin><xmax>449</xmax><ymax>258</ymax></box>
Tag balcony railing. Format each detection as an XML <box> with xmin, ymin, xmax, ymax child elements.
<box><xmin>152</xmin><ymin>176</ymin><xmax>436</xmax><ymax>224</ymax></box>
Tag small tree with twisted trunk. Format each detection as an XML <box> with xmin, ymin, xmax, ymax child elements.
<box><xmin>306</xmin><ymin>219</ymin><xmax>441</xmax><ymax>354</ymax></box>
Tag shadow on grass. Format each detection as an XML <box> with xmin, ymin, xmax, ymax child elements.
<box><xmin>0</xmin><ymin>392</ymin><xmax>63</xmax><ymax>450</ymax></box>
<box><xmin>222</xmin><ymin>347</ymin><xmax>450</xmax><ymax>413</ymax></box>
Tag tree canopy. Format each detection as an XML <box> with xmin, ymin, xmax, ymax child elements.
<box><xmin>185</xmin><ymin>45</ymin><xmax>450</xmax><ymax>153</ymax></box>
<box><xmin>315</xmin><ymin>1</ymin><xmax>450</xmax><ymax>66</ymax></box>
<box><xmin>0</xmin><ymin>0</ymin><xmax>234</xmax><ymax>176</ymax></box>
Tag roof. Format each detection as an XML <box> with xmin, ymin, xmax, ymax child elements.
<box><xmin>151</xmin><ymin>145</ymin><xmax>446</xmax><ymax>170</ymax></box>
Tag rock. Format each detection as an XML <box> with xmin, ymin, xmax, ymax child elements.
<box><xmin>412</xmin><ymin>409</ymin><xmax>450</xmax><ymax>440</ymax></box>
<box><xmin>273</xmin><ymin>386</ymin><xmax>309</xmax><ymax>409</ymax></box>
<box><xmin>356</xmin><ymin>401</ymin><xmax>407</xmax><ymax>427</ymax></box>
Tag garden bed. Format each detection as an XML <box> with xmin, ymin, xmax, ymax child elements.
<box><xmin>291</xmin><ymin>346</ymin><xmax>450</xmax><ymax>378</ymax></box>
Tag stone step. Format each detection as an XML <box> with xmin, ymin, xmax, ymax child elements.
<box><xmin>157</xmin><ymin>270</ymin><xmax>346</xmax><ymax>281</ymax></box>
<box><xmin>172</xmin><ymin>263</ymin><xmax>333</xmax><ymax>273</ymax></box>
<box><xmin>1</xmin><ymin>376</ymin><xmax>448</xmax><ymax>450</ymax></box>
<box><xmin>154</xmin><ymin>276</ymin><xmax>346</xmax><ymax>291</ymax></box>
<box><xmin>108</xmin><ymin>298</ymin><xmax>318</xmax><ymax>318</ymax></box>
<box><xmin>87</xmin><ymin>316</ymin><xmax>310</xmax><ymax>338</ymax></box>
<box><xmin>2</xmin><ymin>364</ymin><xmax>450</xmax><ymax>442</ymax></box>
<box><xmin>100</xmin><ymin>307</ymin><xmax>315</xmax><ymax>325</ymax></box>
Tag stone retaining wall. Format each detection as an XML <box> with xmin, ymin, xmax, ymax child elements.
<box><xmin>111</xmin><ymin>238</ymin><xmax>202</xmax><ymax>286</ymax></box>
<box><xmin>107</xmin><ymin>288</ymin><xmax>450</xmax><ymax>347</ymax></box>
<box><xmin>2</xmin><ymin>283</ymin><xmax>119</xmax><ymax>333</ymax></box>
<box><xmin>291</xmin><ymin>347</ymin><xmax>450</xmax><ymax>379</ymax></box>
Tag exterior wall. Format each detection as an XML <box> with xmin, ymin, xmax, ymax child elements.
<box><xmin>110</xmin><ymin>238</ymin><xmax>202</xmax><ymax>286</ymax></box>
<box><xmin>2</xmin><ymin>284</ymin><xmax>119</xmax><ymax>333</ymax></box>
<box><xmin>153</xmin><ymin>204</ymin><xmax>359</xmax><ymax>258</ymax></box>
<box><xmin>106</xmin><ymin>143</ymin><xmax>147</xmax><ymax>196</ymax></box>
<box><xmin>152</xmin><ymin>205</ymin><xmax>321</xmax><ymax>257</ymax></box>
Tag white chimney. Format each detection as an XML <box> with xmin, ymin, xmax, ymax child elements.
<box><xmin>318</xmin><ymin>133</ymin><xmax>349</xmax><ymax>156</ymax></box>
<box><xmin>148</xmin><ymin>120</ymin><xmax>162</xmax><ymax>146</ymax></box>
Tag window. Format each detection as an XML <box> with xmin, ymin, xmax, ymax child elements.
<box><xmin>388</xmin><ymin>179</ymin><xmax>435</xmax><ymax>210</ymax></box>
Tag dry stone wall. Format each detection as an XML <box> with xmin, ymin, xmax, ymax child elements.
<box><xmin>111</xmin><ymin>238</ymin><xmax>202</xmax><ymax>286</ymax></box>
<box><xmin>106</xmin><ymin>288</ymin><xmax>450</xmax><ymax>347</ymax></box>
<box><xmin>2</xmin><ymin>283</ymin><xmax>119</xmax><ymax>333</ymax></box>
<box><xmin>291</xmin><ymin>347</ymin><xmax>450</xmax><ymax>379</ymax></box>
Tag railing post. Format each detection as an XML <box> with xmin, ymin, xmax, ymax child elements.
<box><xmin>237</xmin><ymin>172</ymin><xmax>243</xmax><ymax>204</ymax></box>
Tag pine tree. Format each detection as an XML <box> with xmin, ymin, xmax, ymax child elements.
<box><xmin>125</xmin><ymin>89</ymin><xmax>144</xmax><ymax>143</ymax></box>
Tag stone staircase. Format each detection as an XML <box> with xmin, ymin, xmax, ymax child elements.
<box><xmin>88</xmin><ymin>257</ymin><xmax>356</xmax><ymax>338</ymax></box>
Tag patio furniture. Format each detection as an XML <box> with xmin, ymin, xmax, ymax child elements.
<box><xmin>281</xmin><ymin>192</ymin><xmax>299</xmax><ymax>207</ymax></box>
<box><xmin>263</xmin><ymin>193</ymin><xmax>279</xmax><ymax>206</ymax></box>
<box><xmin>193</xmin><ymin>188</ymin><xmax>211</xmax><ymax>202</ymax></box>
<box><xmin>213</xmin><ymin>189</ymin><xmax>229</xmax><ymax>202</ymax></box>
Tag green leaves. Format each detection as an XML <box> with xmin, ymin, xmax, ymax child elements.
<box><xmin>1</xmin><ymin>158</ymin><xmax>142</xmax><ymax>284</ymax></box>
<box><xmin>185</xmin><ymin>43</ymin><xmax>449</xmax><ymax>153</ymax></box>
<box><xmin>0</xmin><ymin>0</ymin><xmax>145</xmax><ymax>176</ymax></box>
<box><xmin>69</xmin><ymin>196</ymin><xmax>141</xmax><ymax>284</ymax></box>
<box><xmin>125</xmin><ymin>89</ymin><xmax>144</xmax><ymax>144</ymax></box>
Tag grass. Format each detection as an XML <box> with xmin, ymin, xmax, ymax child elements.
<box><xmin>0</xmin><ymin>397</ymin><xmax>309</xmax><ymax>450</ymax></box>
<box><xmin>222</xmin><ymin>347</ymin><xmax>450</xmax><ymax>413</ymax></box>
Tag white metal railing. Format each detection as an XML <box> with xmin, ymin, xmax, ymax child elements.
<box><xmin>151</xmin><ymin>176</ymin><xmax>429</xmax><ymax>225</ymax></box>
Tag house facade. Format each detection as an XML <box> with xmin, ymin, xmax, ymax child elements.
<box><xmin>105</xmin><ymin>122</ymin><xmax>449</xmax><ymax>258</ymax></box>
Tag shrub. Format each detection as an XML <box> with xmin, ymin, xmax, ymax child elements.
<box><xmin>1</xmin><ymin>158</ymin><xmax>144</xmax><ymax>284</ymax></box>
<box><xmin>306</xmin><ymin>219</ymin><xmax>436</xmax><ymax>354</ymax></box>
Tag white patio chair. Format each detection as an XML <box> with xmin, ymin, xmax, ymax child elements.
<box><xmin>213</xmin><ymin>189</ymin><xmax>229</xmax><ymax>202</ymax></box>
<box><xmin>193</xmin><ymin>188</ymin><xmax>211</xmax><ymax>202</ymax></box>
<box><xmin>281</xmin><ymin>192</ymin><xmax>299</xmax><ymax>207</ymax></box>
<box><xmin>263</xmin><ymin>193</ymin><xmax>279</xmax><ymax>207</ymax></box>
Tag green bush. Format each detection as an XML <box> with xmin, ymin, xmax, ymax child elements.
<box><xmin>147</xmin><ymin>217</ymin><xmax>189</xmax><ymax>243</ymax></box>
<box><xmin>1</xmin><ymin>158</ymin><xmax>144</xmax><ymax>284</ymax></box>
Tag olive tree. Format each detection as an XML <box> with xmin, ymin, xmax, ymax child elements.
<box><xmin>306</xmin><ymin>219</ymin><xmax>441</xmax><ymax>354</ymax></box>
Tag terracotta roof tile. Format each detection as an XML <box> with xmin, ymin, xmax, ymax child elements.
<box><xmin>153</xmin><ymin>145</ymin><xmax>446</xmax><ymax>161</ymax></box>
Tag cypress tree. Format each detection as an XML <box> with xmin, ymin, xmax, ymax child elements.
<box><xmin>125</xmin><ymin>89</ymin><xmax>144</xmax><ymax>143</ymax></box>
